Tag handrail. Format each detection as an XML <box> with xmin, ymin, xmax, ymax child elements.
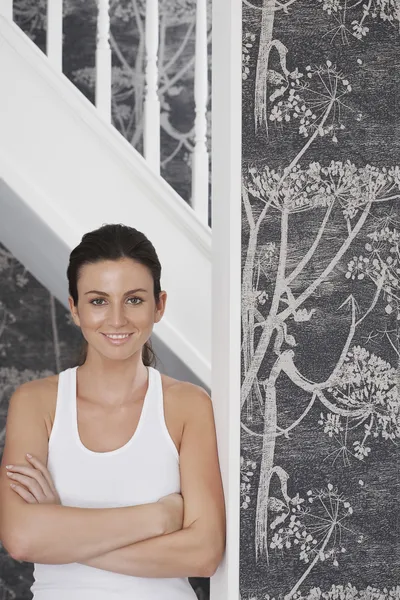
<box><xmin>3</xmin><ymin>0</ymin><xmax>210</xmax><ymax>225</ymax></box>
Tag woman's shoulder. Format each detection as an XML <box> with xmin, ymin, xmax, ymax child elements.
<box><xmin>3</xmin><ymin>373</ymin><xmax>62</xmax><ymax>471</ymax></box>
<box><xmin>160</xmin><ymin>372</ymin><xmax>211</xmax><ymax>418</ymax></box>
<box><xmin>160</xmin><ymin>371</ymin><xmax>208</xmax><ymax>396</ymax></box>
<box><xmin>17</xmin><ymin>372</ymin><xmax>59</xmax><ymax>398</ymax></box>
<box><xmin>13</xmin><ymin>373</ymin><xmax>60</xmax><ymax>438</ymax></box>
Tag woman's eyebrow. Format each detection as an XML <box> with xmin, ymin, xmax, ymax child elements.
<box><xmin>84</xmin><ymin>289</ymin><xmax>148</xmax><ymax>296</ymax></box>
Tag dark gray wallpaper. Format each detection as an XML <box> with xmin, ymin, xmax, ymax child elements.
<box><xmin>0</xmin><ymin>241</ymin><xmax>82</xmax><ymax>598</ymax></box>
<box><xmin>1</xmin><ymin>0</ymin><xmax>211</xmax><ymax>598</ymax></box>
<box><xmin>240</xmin><ymin>1</ymin><xmax>399</xmax><ymax>599</ymax></box>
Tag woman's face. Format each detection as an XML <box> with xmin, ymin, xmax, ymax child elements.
<box><xmin>68</xmin><ymin>258</ymin><xmax>166</xmax><ymax>361</ymax></box>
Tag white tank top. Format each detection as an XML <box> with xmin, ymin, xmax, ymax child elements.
<box><xmin>31</xmin><ymin>365</ymin><xmax>197</xmax><ymax>600</ymax></box>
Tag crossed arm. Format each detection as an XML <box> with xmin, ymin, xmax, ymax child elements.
<box><xmin>81</xmin><ymin>521</ymin><xmax>220</xmax><ymax>578</ymax></box>
<box><xmin>80</xmin><ymin>390</ymin><xmax>226</xmax><ymax>578</ymax></box>
<box><xmin>0</xmin><ymin>381</ymin><xmax>226</xmax><ymax>579</ymax></box>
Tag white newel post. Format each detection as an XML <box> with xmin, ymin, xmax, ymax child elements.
<box><xmin>47</xmin><ymin>0</ymin><xmax>63</xmax><ymax>71</ymax></box>
<box><xmin>1</xmin><ymin>0</ymin><xmax>13</xmax><ymax>19</ymax></box>
<box><xmin>210</xmin><ymin>0</ymin><xmax>242</xmax><ymax>598</ymax></box>
<box><xmin>192</xmin><ymin>0</ymin><xmax>209</xmax><ymax>224</ymax></box>
<box><xmin>96</xmin><ymin>0</ymin><xmax>112</xmax><ymax>122</ymax></box>
<box><xmin>144</xmin><ymin>0</ymin><xmax>160</xmax><ymax>175</ymax></box>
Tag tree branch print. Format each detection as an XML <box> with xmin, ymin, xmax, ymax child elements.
<box><xmin>241</xmin><ymin>3</ymin><xmax>399</xmax><ymax>596</ymax></box>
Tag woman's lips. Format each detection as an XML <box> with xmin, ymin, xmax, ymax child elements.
<box><xmin>101</xmin><ymin>333</ymin><xmax>134</xmax><ymax>345</ymax></box>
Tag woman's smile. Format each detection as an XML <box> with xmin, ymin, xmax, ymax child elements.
<box><xmin>101</xmin><ymin>332</ymin><xmax>134</xmax><ymax>345</ymax></box>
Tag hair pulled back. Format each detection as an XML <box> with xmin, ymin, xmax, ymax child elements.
<box><xmin>67</xmin><ymin>223</ymin><xmax>161</xmax><ymax>367</ymax></box>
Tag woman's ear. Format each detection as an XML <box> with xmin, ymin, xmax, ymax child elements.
<box><xmin>154</xmin><ymin>290</ymin><xmax>167</xmax><ymax>323</ymax></box>
<box><xmin>68</xmin><ymin>296</ymin><xmax>81</xmax><ymax>327</ymax></box>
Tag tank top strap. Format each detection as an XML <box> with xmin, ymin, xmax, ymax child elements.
<box><xmin>146</xmin><ymin>367</ymin><xmax>179</xmax><ymax>461</ymax></box>
<box><xmin>48</xmin><ymin>367</ymin><xmax>77</xmax><ymax>449</ymax></box>
<box><xmin>143</xmin><ymin>366</ymin><xmax>162</xmax><ymax>424</ymax></box>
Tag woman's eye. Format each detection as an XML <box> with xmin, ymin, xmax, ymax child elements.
<box><xmin>90</xmin><ymin>297</ymin><xmax>142</xmax><ymax>306</ymax></box>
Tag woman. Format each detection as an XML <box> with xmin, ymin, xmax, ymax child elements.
<box><xmin>0</xmin><ymin>223</ymin><xmax>226</xmax><ymax>600</ymax></box>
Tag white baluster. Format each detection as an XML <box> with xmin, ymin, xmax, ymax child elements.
<box><xmin>192</xmin><ymin>0</ymin><xmax>209</xmax><ymax>223</ymax></box>
<box><xmin>47</xmin><ymin>0</ymin><xmax>63</xmax><ymax>71</ymax></box>
<box><xmin>96</xmin><ymin>0</ymin><xmax>112</xmax><ymax>122</ymax></box>
<box><xmin>144</xmin><ymin>0</ymin><xmax>160</xmax><ymax>174</ymax></box>
<box><xmin>1</xmin><ymin>0</ymin><xmax>13</xmax><ymax>19</ymax></box>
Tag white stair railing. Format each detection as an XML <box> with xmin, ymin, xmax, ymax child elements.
<box><xmin>47</xmin><ymin>0</ymin><xmax>62</xmax><ymax>71</ymax></box>
<box><xmin>192</xmin><ymin>0</ymin><xmax>209</xmax><ymax>223</ymax></box>
<box><xmin>96</xmin><ymin>0</ymin><xmax>112</xmax><ymax>122</ymax></box>
<box><xmin>2</xmin><ymin>0</ymin><xmax>210</xmax><ymax>225</ymax></box>
<box><xmin>144</xmin><ymin>0</ymin><xmax>161</xmax><ymax>175</ymax></box>
<box><xmin>1</xmin><ymin>0</ymin><xmax>12</xmax><ymax>20</ymax></box>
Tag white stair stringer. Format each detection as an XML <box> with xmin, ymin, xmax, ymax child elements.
<box><xmin>0</xmin><ymin>16</ymin><xmax>211</xmax><ymax>387</ymax></box>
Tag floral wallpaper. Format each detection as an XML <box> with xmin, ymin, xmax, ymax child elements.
<box><xmin>240</xmin><ymin>1</ymin><xmax>399</xmax><ymax>599</ymax></box>
<box><xmin>0</xmin><ymin>0</ymin><xmax>210</xmax><ymax>598</ymax></box>
<box><xmin>0</xmin><ymin>241</ymin><xmax>82</xmax><ymax>598</ymax></box>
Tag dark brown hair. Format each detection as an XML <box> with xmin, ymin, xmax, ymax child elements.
<box><xmin>67</xmin><ymin>223</ymin><xmax>161</xmax><ymax>367</ymax></box>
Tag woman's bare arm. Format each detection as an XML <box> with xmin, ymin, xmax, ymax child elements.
<box><xmin>3</xmin><ymin>499</ymin><xmax>167</xmax><ymax>564</ymax></box>
<box><xmin>0</xmin><ymin>381</ymin><xmax>173</xmax><ymax>564</ymax></box>
<box><xmin>81</xmin><ymin>526</ymin><xmax>212</xmax><ymax>578</ymax></box>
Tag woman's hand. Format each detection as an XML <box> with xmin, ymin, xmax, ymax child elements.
<box><xmin>157</xmin><ymin>492</ymin><xmax>184</xmax><ymax>534</ymax></box>
<box><xmin>5</xmin><ymin>454</ymin><xmax>61</xmax><ymax>505</ymax></box>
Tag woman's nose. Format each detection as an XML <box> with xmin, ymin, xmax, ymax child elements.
<box><xmin>107</xmin><ymin>304</ymin><xmax>129</xmax><ymax>327</ymax></box>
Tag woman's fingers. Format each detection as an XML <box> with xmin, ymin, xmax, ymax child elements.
<box><xmin>10</xmin><ymin>483</ymin><xmax>38</xmax><ymax>504</ymax></box>
<box><xmin>7</xmin><ymin>471</ymin><xmax>47</xmax><ymax>502</ymax></box>
<box><xmin>6</xmin><ymin>464</ymin><xmax>53</xmax><ymax>500</ymax></box>
<box><xmin>6</xmin><ymin>457</ymin><xmax>61</xmax><ymax>505</ymax></box>
<box><xmin>26</xmin><ymin>454</ymin><xmax>57</xmax><ymax>495</ymax></box>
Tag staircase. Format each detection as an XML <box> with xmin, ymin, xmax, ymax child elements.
<box><xmin>0</xmin><ymin>9</ymin><xmax>211</xmax><ymax>387</ymax></box>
